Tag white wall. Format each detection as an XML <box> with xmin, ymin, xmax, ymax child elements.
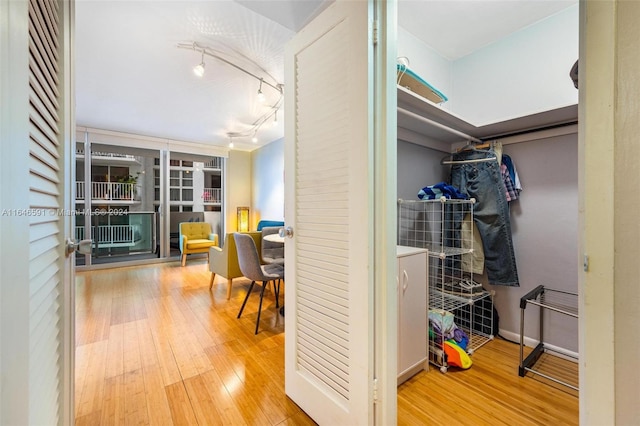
<box><xmin>450</xmin><ymin>5</ymin><xmax>579</xmax><ymax>125</ymax></box>
<box><xmin>613</xmin><ymin>5</ymin><xmax>640</xmax><ymax>421</ymax></box>
<box><xmin>398</xmin><ymin>6</ymin><xmax>579</xmax><ymax>127</ymax></box>
<box><xmin>397</xmin><ymin>27</ymin><xmax>453</xmax><ymax>112</ymax></box>
<box><xmin>580</xmin><ymin>2</ymin><xmax>640</xmax><ymax>422</ymax></box>
<box><xmin>226</xmin><ymin>150</ymin><xmax>252</xmax><ymax>233</ymax></box>
<box><xmin>251</xmin><ymin>138</ymin><xmax>285</xmax><ymax>224</ymax></box>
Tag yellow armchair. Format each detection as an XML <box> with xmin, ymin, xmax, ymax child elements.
<box><xmin>208</xmin><ymin>231</ymin><xmax>262</xmax><ymax>299</ymax></box>
<box><xmin>179</xmin><ymin>222</ymin><xmax>219</xmax><ymax>266</ymax></box>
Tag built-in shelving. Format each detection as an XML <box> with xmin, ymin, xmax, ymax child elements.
<box><xmin>397</xmin><ymin>85</ymin><xmax>578</xmax><ymax>150</ymax></box>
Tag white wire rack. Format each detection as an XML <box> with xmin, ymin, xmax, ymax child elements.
<box><xmin>398</xmin><ymin>197</ymin><xmax>494</xmax><ymax>373</ymax></box>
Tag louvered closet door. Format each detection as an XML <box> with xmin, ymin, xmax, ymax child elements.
<box><xmin>284</xmin><ymin>1</ymin><xmax>378</xmax><ymax>424</ymax></box>
<box><xmin>28</xmin><ymin>0</ymin><xmax>74</xmax><ymax>423</ymax></box>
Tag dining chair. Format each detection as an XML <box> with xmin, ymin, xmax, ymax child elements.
<box><xmin>234</xmin><ymin>232</ymin><xmax>284</xmax><ymax>334</ymax></box>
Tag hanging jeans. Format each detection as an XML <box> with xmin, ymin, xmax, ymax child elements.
<box><xmin>449</xmin><ymin>149</ymin><xmax>519</xmax><ymax>286</ymax></box>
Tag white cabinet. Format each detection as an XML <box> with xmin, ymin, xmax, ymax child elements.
<box><xmin>397</xmin><ymin>246</ymin><xmax>429</xmax><ymax>385</ymax></box>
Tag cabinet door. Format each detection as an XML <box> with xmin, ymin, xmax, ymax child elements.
<box><xmin>398</xmin><ymin>252</ymin><xmax>428</xmax><ymax>375</ymax></box>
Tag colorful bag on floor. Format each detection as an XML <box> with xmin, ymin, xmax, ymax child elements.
<box><xmin>444</xmin><ymin>340</ymin><xmax>472</xmax><ymax>369</ymax></box>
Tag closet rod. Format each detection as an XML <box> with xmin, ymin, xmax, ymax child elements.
<box><xmin>398</xmin><ymin>107</ymin><xmax>482</xmax><ymax>144</ymax></box>
<box><xmin>484</xmin><ymin>120</ymin><xmax>578</xmax><ymax>143</ymax></box>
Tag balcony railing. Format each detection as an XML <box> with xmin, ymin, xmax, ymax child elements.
<box><xmin>76</xmin><ymin>224</ymin><xmax>135</xmax><ymax>247</ymax></box>
<box><xmin>202</xmin><ymin>188</ymin><xmax>222</xmax><ymax>204</ymax></box>
<box><xmin>203</xmin><ymin>158</ymin><xmax>222</xmax><ymax>169</ymax></box>
<box><xmin>76</xmin><ymin>149</ymin><xmax>137</xmax><ymax>160</ymax></box>
<box><xmin>76</xmin><ymin>181</ymin><xmax>137</xmax><ymax>201</ymax></box>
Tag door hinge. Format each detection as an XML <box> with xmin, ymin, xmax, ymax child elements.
<box><xmin>373</xmin><ymin>378</ymin><xmax>378</xmax><ymax>403</ymax></box>
<box><xmin>372</xmin><ymin>20</ymin><xmax>378</xmax><ymax>45</ymax></box>
<box><xmin>583</xmin><ymin>254</ymin><xmax>589</xmax><ymax>272</ymax></box>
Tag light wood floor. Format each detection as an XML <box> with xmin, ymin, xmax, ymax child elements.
<box><xmin>398</xmin><ymin>340</ymin><xmax>578</xmax><ymax>425</ymax></box>
<box><xmin>75</xmin><ymin>260</ymin><xmax>578</xmax><ymax>425</ymax></box>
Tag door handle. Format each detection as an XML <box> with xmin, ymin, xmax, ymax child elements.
<box><xmin>279</xmin><ymin>226</ymin><xmax>294</xmax><ymax>239</ymax></box>
<box><xmin>66</xmin><ymin>238</ymin><xmax>92</xmax><ymax>256</ymax></box>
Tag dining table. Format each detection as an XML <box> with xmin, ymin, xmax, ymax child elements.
<box><xmin>263</xmin><ymin>233</ymin><xmax>285</xmax><ymax>244</ymax></box>
<box><xmin>263</xmin><ymin>232</ymin><xmax>286</xmax><ymax>315</ymax></box>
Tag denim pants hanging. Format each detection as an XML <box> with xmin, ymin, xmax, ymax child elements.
<box><xmin>449</xmin><ymin>149</ymin><xmax>519</xmax><ymax>286</ymax></box>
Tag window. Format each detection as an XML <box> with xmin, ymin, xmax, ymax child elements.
<box><xmin>151</xmin><ymin>155</ymin><xmax>224</xmax><ymax>217</ymax></box>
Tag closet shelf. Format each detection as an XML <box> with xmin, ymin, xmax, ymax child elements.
<box><xmin>427</xmin><ymin>246</ymin><xmax>473</xmax><ymax>259</ymax></box>
<box><xmin>397</xmin><ymin>85</ymin><xmax>578</xmax><ymax>147</ymax></box>
<box><xmin>430</xmin><ymin>289</ymin><xmax>491</xmax><ymax>312</ymax></box>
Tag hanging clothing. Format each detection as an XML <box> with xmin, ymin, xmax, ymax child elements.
<box><xmin>492</xmin><ymin>140</ymin><xmax>503</xmax><ymax>165</ymax></box>
<box><xmin>461</xmin><ymin>212</ymin><xmax>485</xmax><ymax>275</ymax></box>
<box><xmin>449</xmin><ymin>148</ymin><xmax>519</xmax><ymax>287</ymax></box>
<box><xmin>502</xmin><ymin>163</ymin><xmax>519</xmax><ymax>202</ymax></box>
<box><xmin>502</xmin><ymin>154</ymin><xmax>522</xmax><ymax>193</ymax></box>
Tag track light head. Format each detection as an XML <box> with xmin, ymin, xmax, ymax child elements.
<box><xmin>252</xmin><ymin>134</ymin><xmax>258</xmax><ymax>143</ymax></box>
<box><xmin>257</xmin><ymin>79</ymin><xmax>266</xmax><ymax>103</ymax></box>
<box><xmin>193</xmin><ymin>51</ymin><xmax>205</xmax><ymax>77</ymax></box>
<box><xmin>193</xmin><ymin>62</ymin><xmax>205</xmax><ymax>77</ymax></box>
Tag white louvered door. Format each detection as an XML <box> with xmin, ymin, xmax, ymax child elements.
<box><xmin>0</xmin><ymin>0</ymin><xmax>74</xmax><ymax>424</ymax></box>
<box><xmin>284</xmin><ymin>1</ymin><xmax>383</xmax><ymax>424</ymax></box>
<box><xmin>28</xmin><ymin>0</ymin><xmax>75</xmax><ymax>423</ymax></box>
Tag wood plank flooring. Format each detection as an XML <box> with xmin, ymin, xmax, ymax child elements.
<box><xmin>75</xmin><ymin>260</ymin><xmax>578</xmax><ymax>425</ymax></box>
<box><xmin>398</xmin><ymin>340</ymin><xmax>578</xmax><ymax>425</ymax></box>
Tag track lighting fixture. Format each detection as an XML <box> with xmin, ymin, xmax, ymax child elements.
<box><xmin>193</xmin><ymin>51</ymin><xmax>205</xmax><ymax>77</ymax></box>
<box><xmin>180</xmin><ymin>42</ymin><xmax>282</xmax><ymax>92</ymax></box>
<box><xmin>178</xmin><ymin>42</ymin><xmax>286</xmax><ymax>146</ymax></box>
<box><xmin>257</xmin><ymin>79</ymin><xmax>266</xmax><ymax>103</ymax></box>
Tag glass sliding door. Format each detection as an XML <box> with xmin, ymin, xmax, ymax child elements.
<box><xmin>74</xmin><ymin>131</ymin><xmax>226</xmax><ymax>268</ymax></box>
<box><xmin>163</xmin><ymin>152</ymin><xmax>223</xmax><ymax>259</ymax></box>
<box><xmin>75</xmin><ymin>142</ymin><xmax>159</xmax><ymax>266</ymax></box>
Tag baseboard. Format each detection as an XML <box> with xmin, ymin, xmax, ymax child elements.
<box><xmin>499</xmin><ymin>329</ymin><xmax>579</xmax><ymax>362</ymax></box>
<box><xmin>397</xmin><ymin>357</ymin><xmax>428</xmax><ymax>386</ymax></box>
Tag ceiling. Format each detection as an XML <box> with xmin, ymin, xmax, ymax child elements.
<box><xmin>399</xmin><ymin>1</ymin><xmax>576</xmax><ymax>60</ymax></box>
<box><xmin>75</xmin><ymin>0</ymin><xmax>577</xmax><ymax>152</ymax></box>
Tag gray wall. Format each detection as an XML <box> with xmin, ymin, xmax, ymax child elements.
<box><xmin>397</xmin><ymin>140</ymin><xmax>448</xmax><ymax>201</ymax></box>
<box><xmin>257</xmin><ymin>135</ymin><xmax>579</xmax><ymax>352</ymax></box>
<box><xmin>492</xmin><ymin>133</ymin><xmax>579</xmax><ymax>352</ymax></box>
<box><xmin>397</xmin><ymin>134</ymin><xmax>579</xmax><ymax>353</ymax></box>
